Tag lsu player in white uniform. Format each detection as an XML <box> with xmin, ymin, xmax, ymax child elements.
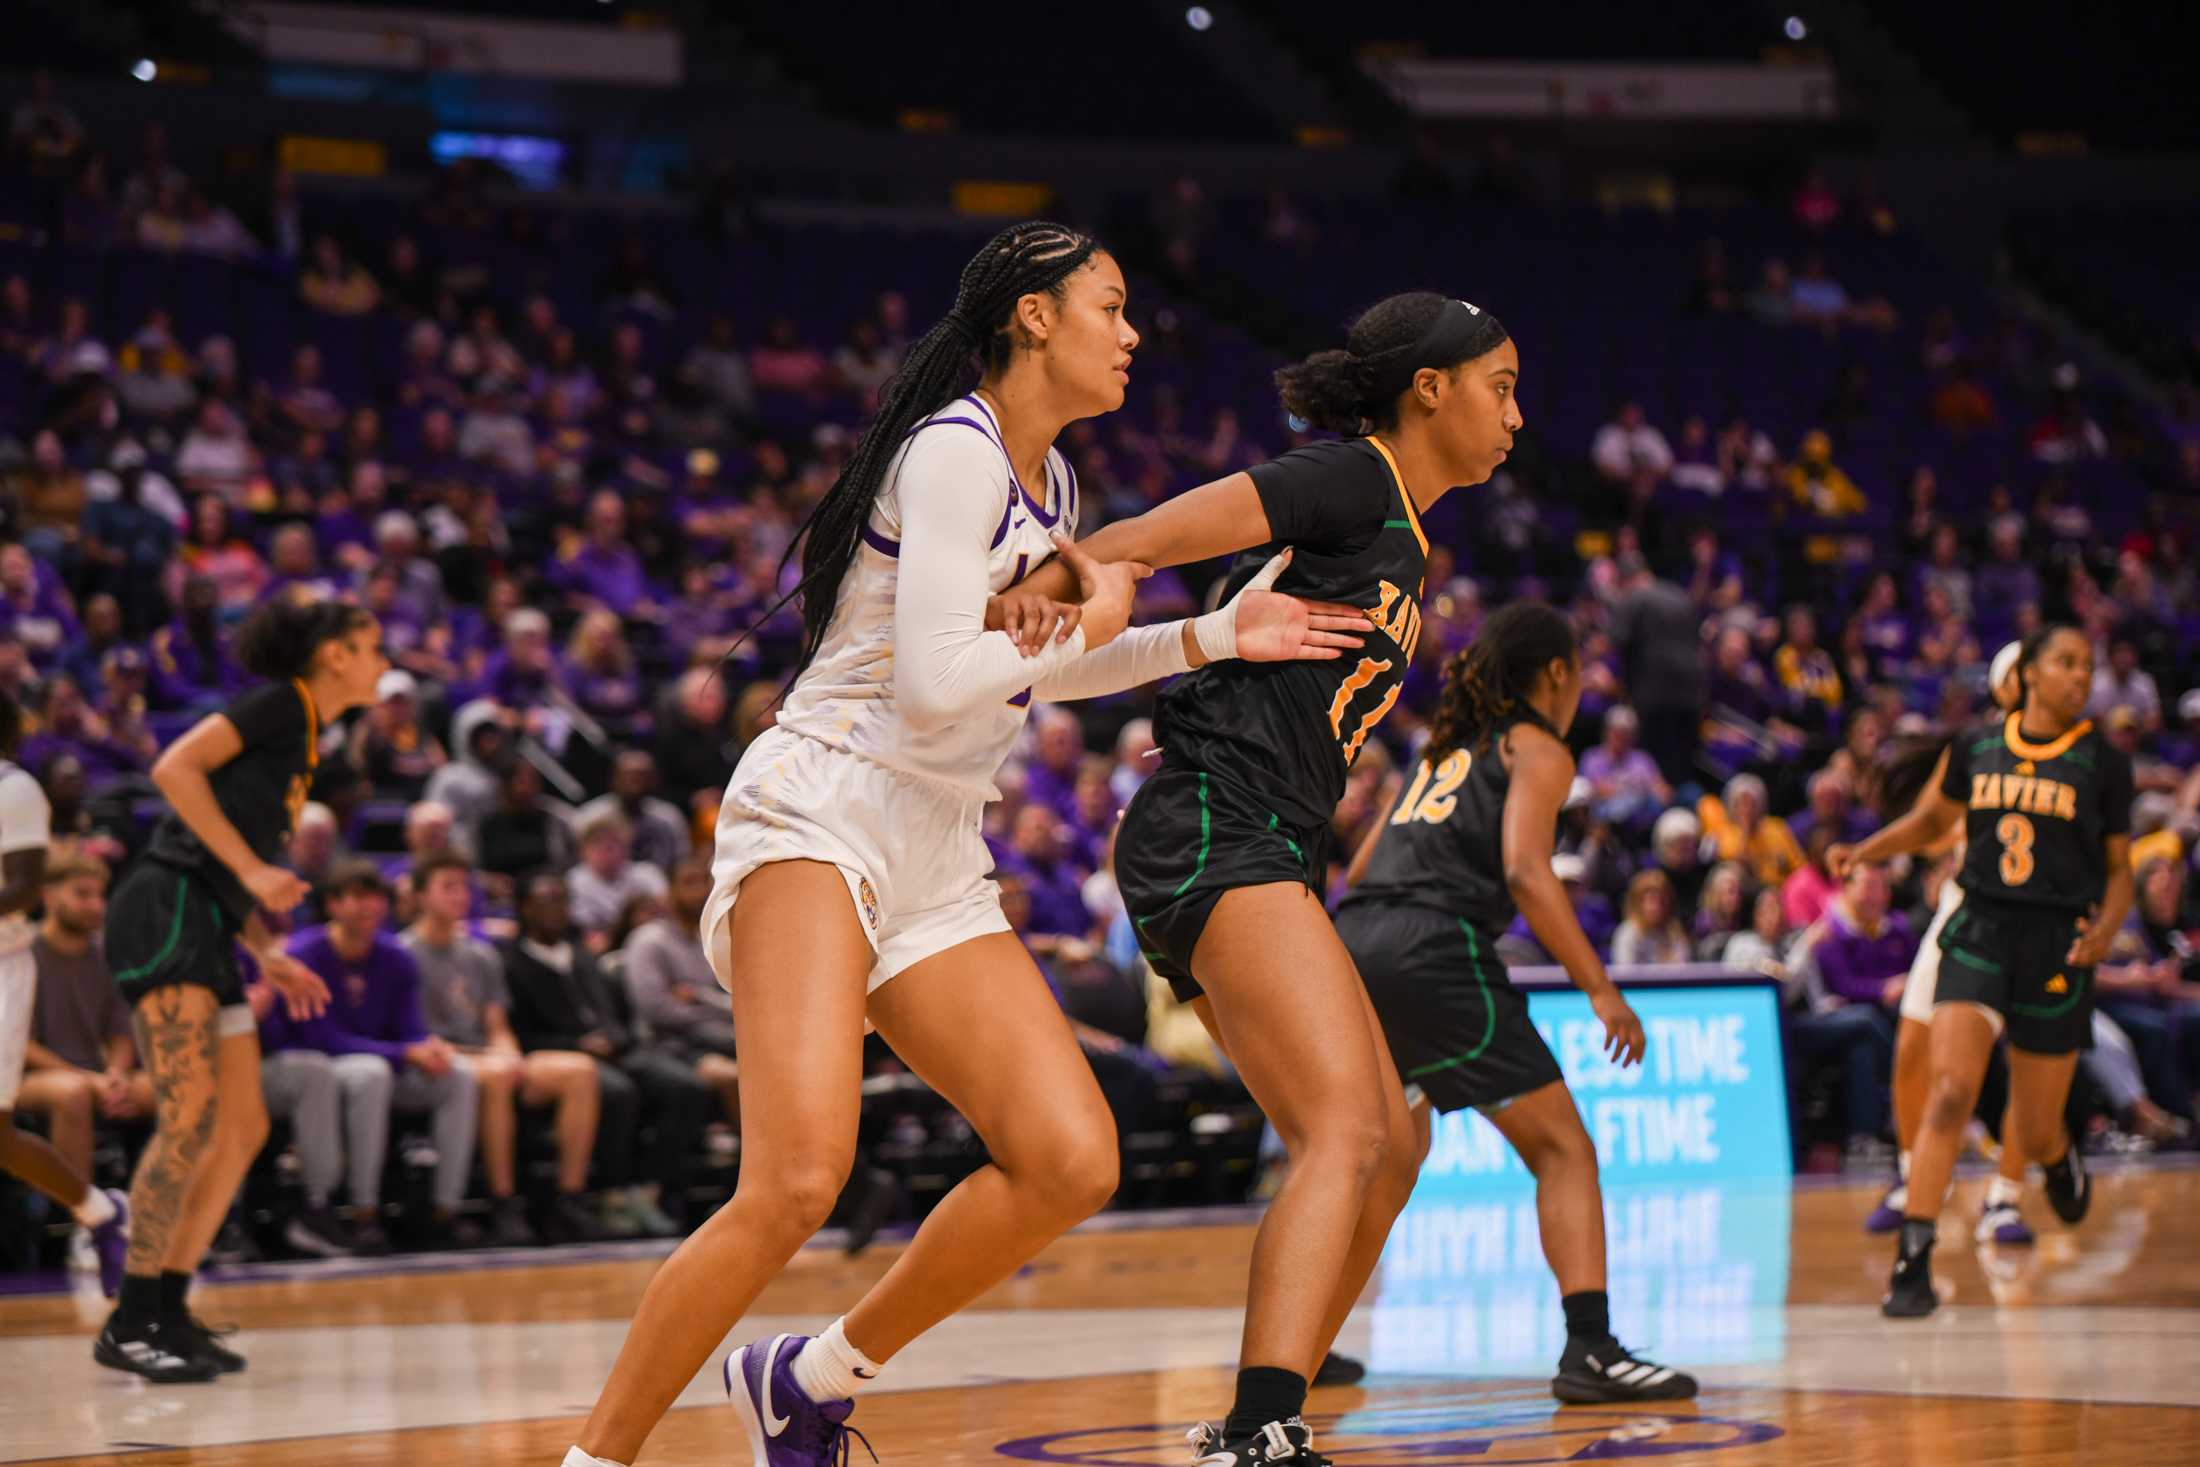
<box><xmin>0</xmin><ymin>692</ymin><xmax>131</xmax><ymax>1298</ymax></box>
<box><xmin>566</xmin><ymin>222</ymin><xmax>1368</xmax><ymax>1467</ymax></box>
<box><xmin>1866</xmin><ymin>642</ymin><xmax>2040</xmax><ymax>1242</ymax></box>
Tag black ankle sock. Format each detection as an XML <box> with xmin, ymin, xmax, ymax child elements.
<box><xmin>1561</xmin><ymin>1289</ymin><xmax>1611</xmax><ymax>1344</ymax></box>
<box><xmin>116</xmin><ymin>1274</ymin><xmax>163</xmax><ymax>1326</ymax></box>
<box><xmin>1898</xmin><ymin>1218</ymin><xmax>1937</xmax><ymax>1258</ymax></box>
<box><xmin>1224</xmin><ymin>1366</ymin><xmax>1307</xmax><ymax>1441</ymax></box>
<box><xmin>159</xmin><ymin>1270</ymin><xmax>191</xmax><ymax>1318</ymax></box>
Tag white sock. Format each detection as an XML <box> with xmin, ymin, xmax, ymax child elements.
<box><xmin>561</xmin><ymin>1448</ymin><xmax>626</xmax><ymax>1467</ymax></box>
<box><xmin>792</xmin><ymin>1318</ymin><xmax>883</xmax><ymax>1404</ymax></box>
<box><xmin>72</xmin><ymin>1187</ymin><xmax>116</xmax><ymax>1229</ymax></box>
<box><xmin>1986</xmin><ymin>1174</ymin><xmax>2025</xmax><ymax>1207</ymax></box>
<box><xmin>1897</xmin><ymin>1150</ymin><xmax>1910</xmax><ymax>1180</ymax></box>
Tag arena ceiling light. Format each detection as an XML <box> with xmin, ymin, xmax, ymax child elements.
<box><xmin>131</xmin><ymin>58</ymin><xmax>158</xmax><ymax>82</ymax></box>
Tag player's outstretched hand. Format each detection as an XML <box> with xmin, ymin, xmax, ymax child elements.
<box><xmin>1229</xmin><ymin>550</ymin><xmax>1369</xmax><ymax>663</ymax></box>
<box><xmin>1592</xmin><ymin>986</ymin><xmax>1648</xmax><ymax>1068</ymax></box>
<box><xmin>1825</xmin><ymin>843</ymin><xmax>1858</xmax><ymax>883</ymax></box>
<box><xmin>987</xmin><ymin>589</ymin><xmax>1081</xmax><ymax>655</ymax></box>
<box><xmin>1053</xmin><ymin>532</ymin><xmax>1149</xmax><ymax>651</ymax></box>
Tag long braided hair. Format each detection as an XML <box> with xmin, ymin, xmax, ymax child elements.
<box><xmin>746</xmin><ymin>220</ymin><xmax>1100</xmax><ymax>681</ymax></box>
<box><xmin>1423</xmin><ymin>601</ymin><xmax>1576</xmax><ymax>764</ymax></box>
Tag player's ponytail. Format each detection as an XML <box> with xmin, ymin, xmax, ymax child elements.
<box><xmin>1276</xmin><ymin>291</ymin><xmax>1509</xmax><ymax>435</ymax></box>
<box><xmin>237</xmin><ymin>596</ymin><xmax>375</xmax><ymax>683</ymax></box>
<box><xmin>1425</xmin><ymin>601</ymin><xmax>1575</xmax><ymax>764</ymax></box>
<box><xmin>737</xmin><ymin>220</ymin><xmax>1102</xmax><ymax>683</ymax></box>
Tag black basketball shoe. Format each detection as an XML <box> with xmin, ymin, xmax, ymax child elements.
<box><xmin>1189</xmin><ymin>1417</ymin><xmax>1331</xmax><ymax>1465</ymax></box>
<box><xmin>1312</xmin><ymin>1351</ymin><xmax>1366</xmax><ymax>1387</ymax></box>
<box><xmin>2042</xmin><ymin>1148</ymin><xmax>2091</xmax><ymax>1225</ymax></box>
<box><xmin>173</xmin><ymin>1313</ymin><xmax>247</xmax><ymax>1374</ymax></box>
<box><xmin>1882</xmin><ymin>1238</ymin><xmax>1939</xmax><ymax>1318</ymax></box>
<box><xmin>1552</xmin><ymin>1338</ymin><xmax>1698</xmax><ymax>1403</ymax></box>
<box><xmin>94</xmin><ymin>1315</ymin><xmax>221</xmax><ymax>1383</ymax></box>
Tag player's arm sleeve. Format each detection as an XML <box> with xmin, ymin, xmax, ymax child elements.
<box><xmin>894</xmin><ymin>432</ymin><xmax>1092</xmax><ymax>731</ymax></box>
<box><xmin>0</xmin><ymin>772</ymin><xmax>51</xmax><ymax>854</ymax></box>
<box><xmin>1247</xmin><ymin>442</ymin><xmax>1385</xmax><ymax>546</ymax></box>
<box><xmin>1030</xmin><ymin>621</ymin><xmax>1192</xmax><ymax>702</ymax></box>
<box><xmin>2100</xmin><ymin>749</ymin><xmax>2136</xmax><ymax>835</ymax></box>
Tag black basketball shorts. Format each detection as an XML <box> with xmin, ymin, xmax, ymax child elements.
<box><xmin>1933</xmin><ymin>895</ymin><xmax>2094</xmax><ymax>1055</ymax></box>
<box><xmin>106</xmin><ymin>863</ymin><xmax>247</xmax><ymax>1011</ymax></box>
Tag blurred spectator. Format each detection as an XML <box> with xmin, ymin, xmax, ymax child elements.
<box><xmin>564</xmin><ymin>610</ymin><xmax>646</xmax><ymax>732</ymax></box>
<box><xmin>1723</xmin><ymin>887</ymin><xmax>1795</xmax><ymax>971</ymax></box>
<box><xmin>655</xmin><ymin>667</ymin><xmax>739</xmax><ymax>812</ymax></box>
<box><xmin>682</xmin><ymin>315</ymin><xmax>755</xmax><ymax>424</ymax></box>
<box><xmin>1579</xmin><ymin>705</ymin><xmax>1670</xmax><ymax>828</ymax></box>
<box><xmin>22</xmin><ymin>851</ymin><xmax>152</xmax><ymax>1187</ymax></box>
<box><xmin>568</xmin><ymin>810</ymin><xmax>668</xmax><ymax>947</ymax></box>
<box><xmin>999</xmin><ymin>803</ymin><xmax>1092</xmax><ymax>939</ymax></box>
<box><xmin>1791</xmin><ymin>863</ymin><xmax>1908</xmax><ymax>1153</ymax></box>
<box><xmin>1717</xmin><ymin>415</ymin><xmax>1779</xmax><ymax>492</ymax></box>
<box><xmin>575</xmin><ymin>751</ymin><xmax>691</xmax><ymax>874</ymax></box>
<box><xmin>1692</xmin><ymin>860</ymin><xmax>1750</xmax><ymax>957</ymax></box>
<box><xmin>1109</xmin><ymin>718</ymin><xmax>1158</xmax><ymax>806</ymax></box>
<box><xmin>300</xmin><ymin>235</ymin><xmax>380</xmax><ymax>316</ymax></box>
<box><xmin>1774</xmin><ymin>606</ymin><xmax>1844</xmax><ymax>729</ymax></box>
<box><xmin>2089</xmin><ymin>635</ymin><xmax>2161</xmax><ymax>731</ymax></box>
<box><xmin>1783</xmin><ymin>430</ymin><xmax>1865</xmax><ymax>517</ymax></box>
<box><xmin>404</xmin><ymin>854</ymin><xmax>603</xmax><ymax>1247</ymax></box>
<box><xmin>16</xmin><ymin>430</ymin><xmax>86</xmax><ymax>564</ymax></box>
<box><xmin>1927</xmin><ymin>361</ymin><xmax>1996</xmax><ymax>436</ymax></box>
<box><xmin>9</xmin><ymin>70</ymin><xmax>83</xmax><ymax>161</ymax></box>
<box><xmin>1611</xmin><ymin>869</ymin><xmax>1691</xmax><ymax>966</ymax></box>
<box><xmin>749</xmin><ymin>316</ymin><xmax>828</xmax><ymax>396</ymax></box>
<box><xmin>427</xmin><ymin>704</ymin><xmax>514</xmax><ymax>847</ymax></box>
<box><xmin>620</xmin><ymin>857</ymin><xmax>739</xmax><ymax>1124</ymax></box>
<box><xmin>502</xmin><ymin>872</ymin><xmax>709</xmax><ymax>1235</ymax></box>
<box><xmin>350</xmin><ymin>669</ymin><xmax>446</xmax><ymax>801</ymax></box>
<box><xmin>1649</xmin><ymin>807</ymin><xmax>1708</xmax><ymax>916</ymax></box>
<box><xmin>1698</xmin><ymin>773</ymin><xmax>1805</xmax><ymax>888</ymax></box>
<box><xmin>262</xmin><ymin>863</ymin><xmax>481</xmax><ymax>1253</ymax></box>
<box><xmin>1590</xmin><ymin>402</ymin><xmax>1674</xmax><ymax>504</ymax></box>
<box><xmin>1914</xmin><ymin>523</ymin><xmax>1975</xmax><ymax>624</ymax></box>
<box><xmin>1782</xmin><ymin>827</ymin><xmax>1844</xmax><ymax>931</ymax></box>
<box><xmin>477</xmin><ymin>759</ymin><xmax>576</xmax><ymax>883</ymax></box>
<box><xmin>1607</xmin><ymin>556</ymin><xmax>1704</xmax><ymax>785</ymax></box>
<box><xmin>176</xmin><ymin>404</ymin><xmax>259</xmax><ymax>503</ymax></box>
<box><xmin>549</xmin><ymin>493</ymin><xmax>656</xmax><ymax>620</ymax></box>
<box><xmin>1790</xmin><ymin>171</ymin><xmax>1839</xmax><ymax>231</ymax></box>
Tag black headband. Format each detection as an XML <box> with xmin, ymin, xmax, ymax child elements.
<box><xmin>1359</xmin><ymin>297</ymin><xmax>1509</xmax><ymax>402</ymax></box>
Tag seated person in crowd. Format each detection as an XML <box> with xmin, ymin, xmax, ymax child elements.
<box><xmin>402</xmin><ymin>854</ymin><xmax>604</xmax><ymax>1246</ymax></box>
<box><xmin>1698</xmin><ymin>773</ymin><xmax>1805</xmax><ymax>889</ymax></box>
<box><xmin>477</xmin><ymin>758</ymin><xmax>574</xmax><ymax>887</ymax></box>
<box><xmin>567</xmin><ymin>811</ymin><xmax>668</xmax><ymax>951</ymax></box>
<box><xmin>575</xmin><ymin>751</ymin><xmax>691</xmax><ymax>875</ymax></box>
<box><xmin>1788</xmin><ymin>862</ymin><xmax>1907</xmax><ymax>1157</ymax></box>
<box><xmin>1579</xmin><ymin>705</ymin><xmax>1671</xmax><ymax>829</ymax></box>
<box><xmin>1610</xmin><ymin>869</ymin><xmax>1693</xmax><ymax>966</ymax></box>
<box><xmin>619</xmin><ymin>857</ymin><xmax>739</xmax><ymax>1126</ymax></box>
<box><xmin>501</xmin><ymin>872</ymin><xmax>709</xmax><ymax>1238</ymax></box>
<box><xmin>22</xmin><ymin>850</ymin><xmax>153</xmax><ymax>1196</ymax></box>
<box><xmin>261</xmin><ymin>862</ymin><xmax>480</xmax><ymax>1254</ymax></box>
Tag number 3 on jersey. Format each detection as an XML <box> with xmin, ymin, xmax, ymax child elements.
<box><xmin>1996</xmin><ymin>812</ymin><xmax>2035</xmax><ymax>886</ymax></box>
<box><xmin>1391</xmin><ymin>750</ymin><xmax>1470</xmax><ymax>826</ymax></box>
<box><xmin>1327</xmin><ymin>657</ymin><xmax>1399</xmax><ymax>768</ymax></box>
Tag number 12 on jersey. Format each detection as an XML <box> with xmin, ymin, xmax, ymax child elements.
<box><xmin>1392</xmin><ymin>750</ymin><xmax>1471</xmax><ymax>825</ymax></box>
<box><xmin>1328</xmin><ymin>657</ymin><xmax>1400</xmax><ymax>768</ymax></box>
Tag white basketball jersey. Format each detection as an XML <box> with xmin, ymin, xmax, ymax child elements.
<box><xmin>774</xmin><ymin>394</ymin><xmax>1078</xmax><ymax>796</ymax></box>
<box><xmin>0</xmin><ymin>762</ymin><xmax>51</xmax><ymax>959</ymax></box>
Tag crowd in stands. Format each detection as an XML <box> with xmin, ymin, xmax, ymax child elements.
<box><xmin>4</xmin><ymin>77</ymin><xmax>2200</xmax><ymax>1266</ymax></box>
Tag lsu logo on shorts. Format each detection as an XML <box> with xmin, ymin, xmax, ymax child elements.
<box><xmin>858</xmin><ymin>877</ymin><xmax>880</xmax><ymax>933</ymax></box>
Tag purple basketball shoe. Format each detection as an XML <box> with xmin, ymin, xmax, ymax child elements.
<box><xmin>725</xmin><ymin>1333</ymin><xmax>874</xmax><ymax>1467</ymax></box>
<box><xmin>89</xmin><ymin>1189</ymin><xmax>130</xmax><ymax>1299</ymax></box>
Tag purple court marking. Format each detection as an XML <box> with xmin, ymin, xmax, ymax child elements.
<box><xmin>994</xmin><ymin>1407</ymin><xmax>1785</xmax><ymax>1465</ymax></box>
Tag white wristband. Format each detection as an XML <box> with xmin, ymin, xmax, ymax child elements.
<box><xmin>1191</xmin><ymin>606</ymin><xmax>1237</xmax><ymax>664</ymax></box>
<box><xmin>1191</xmin><ymin>548</ymin><xmax>1294</xmax><ymax>666</ymax></box>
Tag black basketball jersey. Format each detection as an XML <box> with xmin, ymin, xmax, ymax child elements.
<box><xmin>1940</xmin><ymin>713</ymin><xmax>2134</xmax><ymax>914</ymax></box>
<box><xmin>1339</xmin><ymin>712</ymin><xmax>1551</xmax><ymax>938</ymax></box>
<box><xmin>1154</xmin><ymin>437</ymin><xmax>1431</xmax><ymax>829</ymax></box>
<box><xmin>145</xmin><ymin>679</ymin><xmax>320</xmax><ymax>922</ymax></box>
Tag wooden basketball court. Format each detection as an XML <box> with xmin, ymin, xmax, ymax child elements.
<box><xmin>5</xmin><ymin>1162</ymin><xmax>2197</xmax><ymax>1465</ymax></box>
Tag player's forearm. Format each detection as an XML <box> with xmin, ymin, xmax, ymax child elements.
<box><xmin>153</xmin><ymin>757</ymin><xmax>267</xmax><ymax>883</ymax></box>
<box><xmin>2094</xmin><ymin>865</ymin><xmax>2135</xmax><ymax>948</ymax></box>
<box><xmin>1512</xmin><ymin>870</ymin><xmax>1615</xmax><ymax>996</ymax></box>
<box><xmin>1852</xmin><ymin>803</ymin><xmax>1954</xmax><ymax>865</ymax></box>
<box><xmin>1030</xmin><ymin>621</ymin><xmax>1196</xmax><ymax>702</ymax></box>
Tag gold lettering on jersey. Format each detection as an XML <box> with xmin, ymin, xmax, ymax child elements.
<box><xmin>1970</xmin><ymin>771</ymin><xmax>2078</xmax><ymax>823</ymax></box>
<box><xmin>1369</xmin><ymin>579</ymin><xmax>1422</xmax><ymax>659</ymax></box>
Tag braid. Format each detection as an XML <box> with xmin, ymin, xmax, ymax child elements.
<box><xmin>726</xmin><ymin>221</ymin><xmax>1100</xmax><ymax>682</ymax></box>
<box><xmin>1423</xmin><ymin>601</ymin><xmax>1576</xmax><ymax>764</ymax></box>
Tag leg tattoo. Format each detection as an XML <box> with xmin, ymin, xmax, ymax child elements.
<box><xmin>125</xmin><ymin>988</ymin><xmax>220</xmax><ymax>1276</ymax></box>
